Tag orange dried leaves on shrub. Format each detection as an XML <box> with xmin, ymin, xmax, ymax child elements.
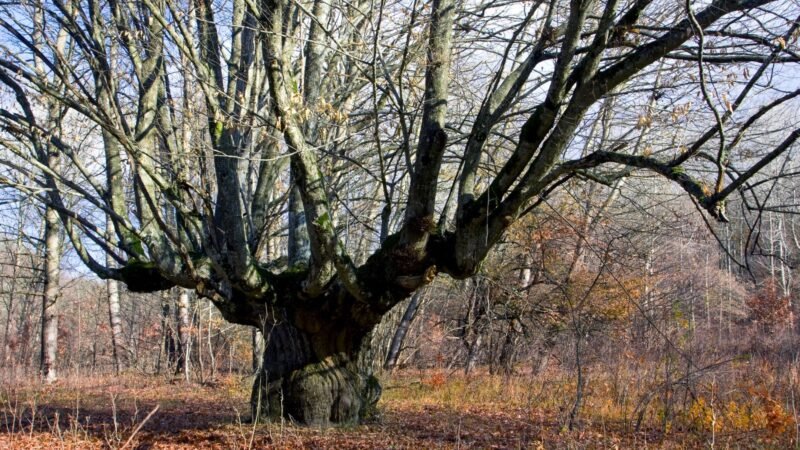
<box><xmin>746</xmin><ymin>280</ymin><xmax>792</xmax><ymax>331</ymax></box>
<box><xmin>426</xmin><ymin>372</ymin><xmax>446</xmax><ymax>389</ymax></box>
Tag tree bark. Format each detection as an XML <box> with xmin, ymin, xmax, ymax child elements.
<box><xmin>106</xmin><ymin>220</ymin><xmax>124</xmax><ymax>375</ymax></box>
<box><xmin>41</xmin><ymin>205</ymin><xmax>60</xmax><ymax>384</ymax></box>
<box><xmin>158</xmin><ymin>291</ymin><xmax>178</xmax><ymax>374</ymax></box>
<box><xmin>497</xmin><ymin>318</ymin><xmax>521</xmax><ymax>375</ymax></box>
<box><xmin>176</xmin><ymin>289</ymin><xmax>192</xmax><ymax>380</ymax></box>
<box><xmin>106</xmin><ymin>277</ymin><xmax>123</xmax><ymax>374</ymax></box>
<box><xmin>34</xmin><ymin>0</ymin><xmax>65</xmax><ymax>386</ymax></box>
<box><xmin>252</xmin><ymin>328</ymin><xmax>265</xmax><ymax>373</ymax></box>
<box><xmin>251</xmin><ymin>310</ymin><xmax>381</xmax><ymax>426</ymax></box>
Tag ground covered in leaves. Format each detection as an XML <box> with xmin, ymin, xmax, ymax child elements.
<box><xmin>0</xmin><ymin>370</ymin><xmax>790</xmax><ymax>449</ymax></box>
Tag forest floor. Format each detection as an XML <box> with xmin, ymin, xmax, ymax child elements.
<box><xmin>0</xmin><ymin>369</ymin><xmax>791</xmax><ymax>449</ymax></box>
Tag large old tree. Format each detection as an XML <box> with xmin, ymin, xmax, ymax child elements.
<box><xmin>0</xmin><ymin>0</ymin><xmax>799</xmax><ymax>425</ymax></box>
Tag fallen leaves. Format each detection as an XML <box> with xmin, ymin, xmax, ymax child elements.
<box><xmin>0</xmin><ymin>371</ymin><xmax>793</xmax><ymax>449</ymax></box>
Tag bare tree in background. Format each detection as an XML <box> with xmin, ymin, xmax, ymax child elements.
<box><xmin>175</xmin><ymin>289</ymin><xmax>192</xmax><ymax>380</ymax></box>
<box><xmin>31</xmin><ymin>1</ymin><xmax>68</xmax><ymax>384</ymax></box>
<box><xmin>106</xmin><ymin>219</ymin><xmax>124</xmax><ymax>375</ymax></box>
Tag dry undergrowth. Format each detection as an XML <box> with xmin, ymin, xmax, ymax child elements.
<box><xmin>0</xmin><ymin>367</ymin><xmax>794</xmax><ymax>449</ymax></box>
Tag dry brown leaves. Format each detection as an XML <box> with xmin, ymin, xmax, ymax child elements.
<box><xmin>0</xmin><ymin>371</ymin><xmax>790</xmax><ymax>449</ymax></box>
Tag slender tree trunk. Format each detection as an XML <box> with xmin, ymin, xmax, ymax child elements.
<box><xmin>176</xmin><ymin>289</ymin><xmax>192</xmax><ymax>380</ymax></box>
<box><xmin>498</xmin><ymin>319</ymin><xmax>521</xmax><ymax>375</ymax></box>
<box><xmin>106</xmin><ymin>220</ymin><xmax>124</xmax><ymax>375</ymax></box>
<box><xmin>18</xmin><ymin>294</ymin><xmax>34</xmax><ymax>375</ymax></box>
<box><xmin>40</xmin><ymin>206</ymin><xmax>61</xmax><ymax>384</ymax></box>
<box><xmin>568</xmin><ymin>332</ymin><xmax>584</xmax><ymax>430</ymax></box>
<box><xmin>76</xmin><ymin>297</ymin><xmax>83</xmax><ymax>376</ymax></box>
<box><xmin>196</xmin><ymin>303</ymin><xmax>205</xmax><ymax>382</ymax></box>
<box><xmin>34</xmin><ymin>0</ymin><xmax>66</xmax><ymax>386</ymax></box>
<box><xmin>252</xmin><ymin>328</ymin><xmax>265</xmax><ymax>373</ymax></box>
<box><xmin>384</xmin><ymin>291</ymin><xmax>423</xmax><ymax>370</ymax></box>
<box><xmin>206</xmin><ymin>304</ymin><xmax>216</xmax><ymax>379</ymax></box>
<box><xmin>534</xmin><ymin>327</ymin><xmax>558</xmax><ymax>376</ymax></box>
<box><xmin>107</xmin><ymin>277</ymin><xmax>123</xmax><ymax>374</ymax></box>
<box><xmin>158</xmin><ymin>291</ymin><xmax>177</xmax><ymax>375</ymax></box>
<box><xmin>465</xmin><ymin>334</ymin><xmax>482</xmax><ymax>375</ymax></box>
<box><xmin>2</xmin><ymin>228</ymin><xmax>24</xmax><ymax>368</ymax></box>
<box><xmin>462</xmin><ymin>279</ymin><xmax>485</xmax><ymax>375</ymax></box>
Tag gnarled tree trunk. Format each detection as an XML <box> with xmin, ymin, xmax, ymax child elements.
<box><xmin>251</xmin><ymin>312</ymin><xmax>380</xmax><ymax>426</ymax></box>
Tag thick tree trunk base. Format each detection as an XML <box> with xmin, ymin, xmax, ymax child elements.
<box><xmin>251</xmin><ymin>354</ymin><xmax>381</xmax><ymax>426</ymax></box>
<box><xmin>250</xmin><ymin>321</ymin><xmax>381</xmax><ymax>426</ymax></box>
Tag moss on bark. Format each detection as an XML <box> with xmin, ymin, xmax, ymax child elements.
<box><xmin>119</xmin><ymin>260</ymin><xmax>174</xmax><ymax>292</ymax></box>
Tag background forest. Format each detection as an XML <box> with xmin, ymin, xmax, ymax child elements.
<box><xmin>1</xmin><ymin>171</ymin><xmax>799</xmax><ymax>447</ymax></box>
<box><xmin>0</xmin><ymin>0</ymin><xmax>799</xmax><ymax>445</ymax></box>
